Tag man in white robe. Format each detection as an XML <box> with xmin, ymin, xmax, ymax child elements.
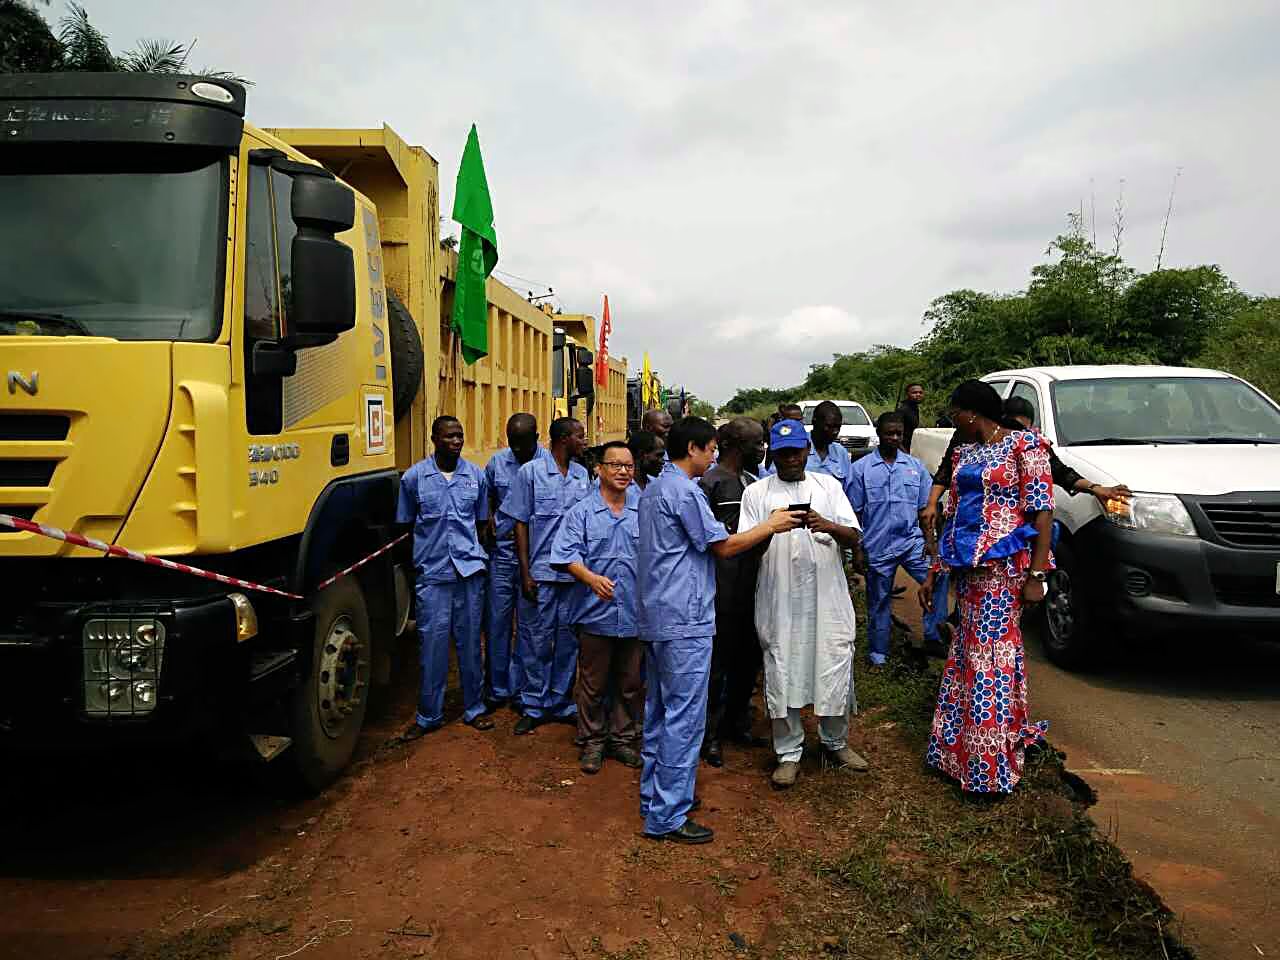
<box><xmin>739</xmin><ymin>418</ymin><xmax>869</xmax><ymax>788</ymax></box>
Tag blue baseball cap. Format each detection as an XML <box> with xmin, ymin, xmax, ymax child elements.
<box><xmin>770</xmin><ymin>418</ymin><xmax>809</xmax><ymax>450</ymax></box>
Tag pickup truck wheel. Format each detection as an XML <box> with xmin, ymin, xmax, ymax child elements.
<box><xmin>1041</xmin><ymin>540</ymin><xmax>1094</xmax><ymax>670</ymax></box>
<box><xmin>290</xmin><ymin>578</ymin><xmax>372</xmax><ymax>790</ymax></box>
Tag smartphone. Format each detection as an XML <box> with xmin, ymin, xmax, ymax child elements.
<box><xmin>787</xmin><ymin>503</ymin><xmax>811</xmax><ymax>527</ymax></box>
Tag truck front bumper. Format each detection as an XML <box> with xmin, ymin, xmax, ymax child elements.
<box><xmin>1075</xmin><ymin>519</ymin><xmax>1280</xmax><ymax>637</ymax></box>
<box><xmin>0</xmin><ymin>594</ymin><xmax>240</xmax><ymax>745</ymax></box>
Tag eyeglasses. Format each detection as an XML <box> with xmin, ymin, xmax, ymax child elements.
<box><xmin>600</xmin><ymin>461</ymin><xmax>635</xmax><ymax>473</ymax></box>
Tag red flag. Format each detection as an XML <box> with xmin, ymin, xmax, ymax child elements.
<box><xmin>595</xmin><ymin>295</ymin><xmax>612</xmax><ymax>386</ymax></box>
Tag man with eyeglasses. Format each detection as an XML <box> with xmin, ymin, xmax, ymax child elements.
<box><xmin>550</xmin><ymin>441</ymin><xmax>643</xmax><ymax>773</ymax></box>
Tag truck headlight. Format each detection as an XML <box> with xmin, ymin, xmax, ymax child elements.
<box><xmin>82</xmin><ymin>618</ymin><xmax>165</xmax><ymax>717</ymax></box>
<box><xmin>1103</xmin><ymin>493</ymin><xmax>1196</xmax><ymax>537</ymax></box>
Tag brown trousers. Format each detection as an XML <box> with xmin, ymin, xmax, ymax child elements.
<box><xmin>575</xmin><ymin>630</ymin><xmax>644</xmax><ymax>749</ymax></box>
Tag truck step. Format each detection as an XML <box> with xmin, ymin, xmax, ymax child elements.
<box><xmin>247</xmin><ymin>734</ymin><xmax>292</xmax><ymax>762</ymax></box>
<box><xmin>249</xmin><ymin>649</ymin><xmax>297</xmax><ymax>683</ymax></box>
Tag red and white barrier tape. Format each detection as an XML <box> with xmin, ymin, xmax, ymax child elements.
<box><xmin>0</xmin><ymin>513</ymin><xmax>406</xmax><ymax>601</ymax></box>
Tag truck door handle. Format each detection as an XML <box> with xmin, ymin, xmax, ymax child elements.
<box><xmin>331</xmin><ymin>434</ymin><xmax>350</xmax><ymax>467</ymax></box>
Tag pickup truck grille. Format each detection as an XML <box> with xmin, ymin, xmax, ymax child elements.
<box><xmin>1212</xmin><ymin>574</ymin><xmax>1280</xmax><ymax>608</ymax></box>
<box><xmin>1200</xmin><ymin>501</ymin><xmax>1280</xmax><ymax>548</ymax></box>
<box><xmin>841</xmin><ymin>437</ymin><xmax>870</xmax><ymax>449</ymax></box>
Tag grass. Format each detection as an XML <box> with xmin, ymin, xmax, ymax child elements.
<box><xmin>754</xmin><ymin>623</ymin><xmax>1196</xmax><ymax>960</ymax></box>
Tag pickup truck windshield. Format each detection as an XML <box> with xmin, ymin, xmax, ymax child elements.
<box><xmin>803</xmin><ymin>404</ymin><xmax>871</xmax><ymax>426</ymax></box>
<box><xmin>1054</xmin><ymin>376</ymin><xmax>1280</xmax><ymax>446</ymax></box>
<box><xmin>0</xmin><ymin>149</ymin><xmax>224</xmax><ymax>341</ymax></box>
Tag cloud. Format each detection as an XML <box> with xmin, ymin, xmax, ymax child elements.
<box><xmin>74</xmin><ymin>0</ymin><xmax>1280</xmax><ymax>406</ymax></box>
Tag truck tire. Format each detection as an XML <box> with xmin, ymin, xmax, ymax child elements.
<box><xmin>290</xmin><ymin>577</ymin><xmax>373</xmax><ymax>790</ymax></box>
<box><xmin>388</xmin><ymin>290</ymin><xmax>423</xmax><ymax>422</ymax></box>
<box><xmin>1040</xmin><ymin>539</ymin><xmax>1095</xmax><ymax>671</ymax></box>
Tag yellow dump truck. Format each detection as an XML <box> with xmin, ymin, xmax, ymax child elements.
<box><xmin>0</xmin><ymin>74</ymin><xmax>619</xmax><ymax>787</ymax></box>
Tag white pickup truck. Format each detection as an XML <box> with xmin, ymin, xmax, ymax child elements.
<box><xmin>913</xmin><ymin>365</ymin><xmax>1280</xmax><ymax>669</ymax></box>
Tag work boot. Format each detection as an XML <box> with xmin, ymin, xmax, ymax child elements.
<box><xmin>579</xmin><ymin>745</ymin><xmax>604</xmax><ymax>775</ymax></box>
<box><xmin>824</xmin><ymin>746</ymin><xmax>870</xmax><ymax>772</ymax></box>
<box><xmin>513</xmin><ymin>715</ymin><xmax>541</xmax><ymax>736</ymax></box>
<box><xmin>703</xmin><ymin>739</ymin><xmax>723</xmax><ymax>768</ymax></box>
<box><xmin>771</xmin><ymin>760</ymin><xmax>801</xmax><ymax>789</ymax></box>
<box><xmin>606</xmin><ymin>743</ymin><xmax>642</xmax><ymax>769</ymax></box>
<box><xmin>645</xmin><ymin>819</ymin><xmax>714</xmax><ymax>844</ymax></box>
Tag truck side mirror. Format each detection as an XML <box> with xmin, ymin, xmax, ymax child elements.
<box><xmin>288</xmin><ymin>173</ymin><xmax>356</xmax><ymax>343</ymax></box>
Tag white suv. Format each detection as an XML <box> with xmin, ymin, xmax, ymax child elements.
<box><xmin>797</xmin><ymin>400</ymin><xmax>877</xmax><ymax>459</ymax></box>
<box><xmin>912</xmin><ymin>365</ymin><xmax>1280</xmax><ymax>669</ymax></box>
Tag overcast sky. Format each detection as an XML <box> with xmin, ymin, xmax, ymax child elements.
<box><xmin>80</xmin><ymin>1</ymin><xmax>1280</xmax><ymax>403</ymax></box>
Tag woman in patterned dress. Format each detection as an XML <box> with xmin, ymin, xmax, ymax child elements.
<box><xmin>919</xmin><ymin>380</ymin><xmax>1054</xmax><ymax>794</ymax></box>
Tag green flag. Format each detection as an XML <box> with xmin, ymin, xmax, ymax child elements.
<box><xmin>451</xmin><ymin>124</ymin><xmax>498</xmax><ymax>364</ymax></box>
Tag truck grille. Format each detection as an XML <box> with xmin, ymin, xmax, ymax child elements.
<box><xmin>1200</xmin><ymin>501</ymin><xmax>1280</xmax><ymax>548</ymax></box>
<box><xmin>0</xmin><ymin>415</ymin><xmax>69</xmax><ymax>530</ymax></box>
<box><xmin>0</xmin><ymin>414</ymin><xmax>70</xmax><ymax>441</ymax></box>
<box><xmin>1212</xmin><ymin>574</ymin><xmax>1280</xmax><ymax>608</ymax></box>
<box><xmin>841</xmin><ymin>437</ymin><xmax>870</xmax><ymax>449</ymax></box>
<box><xmin>0</xmin><ymin>460</ymin><xmax>56</xmax><ymax>486</ymax></box>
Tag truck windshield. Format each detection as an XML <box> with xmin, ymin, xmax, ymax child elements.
<box><xmin>1054</xmin><ymin>376</ymin><xmax>1280</xmax><ymax>446</ymax></box>
<box><xmin>0</xmin><ymin>149</ymin><xmax>224</xmax><ymax>341</ymax></box>
<box><xmin>803</xmin><ymin>404</ymin><xmax>871</xmax><ymax>426</ymax></box>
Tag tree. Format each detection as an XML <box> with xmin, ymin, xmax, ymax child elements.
<box><xmin>1196</xmin><ymin>298</ymin><xmax>1280</xmax><ymax>401</ymax></box>
<box><xmin>0</xmin><ymin>0</ymin><xmax>62</xmax><ymax>72</ymax></box>
<box><xmin>1121</xmin><ymin>266</ymin><xmax>1246</xmax><ymax>364</ymax></box>
<box><xmin>0</xmin><ymin>1</ymin><xmax>249</xmax><ymax>82</ymax></box>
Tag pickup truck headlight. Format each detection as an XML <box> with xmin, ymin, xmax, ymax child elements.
<box><xmin>82</xmin><ymin>618</ymin><xmax>165</xmax><ymax>717</ymax></box>
<box><xmin>1103</xmin><ymin>493</ymin><xmax>1196</xmax><ymax>537</ymax></box>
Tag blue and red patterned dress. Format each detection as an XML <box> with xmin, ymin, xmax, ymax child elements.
<box><xmin>927</xmin><ymin>430</ymin><xmax>1054</xmax><ymax>793</ymax></box>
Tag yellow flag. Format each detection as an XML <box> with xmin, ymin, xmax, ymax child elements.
<box><xmin>642</xmin><ymin>352</ymin><xmax>653</xmax><ymax>406</ymax></box>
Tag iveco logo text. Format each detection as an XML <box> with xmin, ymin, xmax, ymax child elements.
<box><xmin>6</xmin><ymin>371</ymin><xmax>37</xmax><ymax>396</ymax></box>
<box><xmin>248</xmin><ymin>443</ymin><xmax>301</xmax><ymax>463</ymax></box>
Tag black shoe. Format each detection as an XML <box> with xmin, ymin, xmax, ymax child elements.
<box><xmin>580</xmin><ymin>747</ymin><xmax>604</xmax><ymax>775</ymax></box>
<box><xmin>465</xmin><ymin>714</ymin><xmax>495</xmax><ymax>731</ymax></box>
<box><xmin>606</xmin><ymin>743</ymin><xmax>642</xmax><ymax>768</ymax></box>
<box><xmin>645</xmin><ymin>819</ymin><xmax>714</xmax><ymax>844</ymax></box>
<box><xmin>703</xmin><ymin>740</ymin><xmax>723</xmax><ymax>767</ymax></box>
<box><xmin>891</xmin><ymin>585</ymin><xmax>907</xmax><ymax>597</ymax></box>
<box><xmin>514</xmin><ymin>715</ymin><xmax>541</xmax><ymax>736</ymax></box>
<box><xmin>397</xmin><ymin>721</ymin><xmax>437</xmax><ymax>743</ymax></box>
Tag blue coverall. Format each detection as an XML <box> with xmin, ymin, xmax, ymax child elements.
<box><xmin>550</xmin><ymin>484</ymin><xmax>643</xmax><ymax>748</ymax></box>
<box><xmin>846</xmin><ymin>447</ymin><xmax>936</xmax><ymax>665</ymax></box>
<box><xmin>396</xmin><ymin>455</ymin><xmax>490</xmax><ymax>728</ymax></box>
<box><xmin>484</xmin><ymin>446</ymin><xmax>552</xmax><ymax>703</ymax></box>
<box><xmin>498</xmin><ymin>454</ymin><xmax>591</xmax><ymax>721</ymax></box>
<box><xmin>637</xmin><ymin>462</ymin><xmax>728</xmax><ymax>836</ymax></box>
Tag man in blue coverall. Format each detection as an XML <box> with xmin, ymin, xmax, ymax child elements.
<box><xmin>845</xmin><ymin>411</ymin><xmax>936</xmax><ymax>666</ymax></box>
<box><xmin>762</xmin><ymin>401</ymin><xmax>852</xmax><ymax>486</ymax></box>
<box><xmin>638</xmin><ymin>417</ymin><xmax>802</xmax><ymax>844</ymax></box>
<box><xmin>550</xmin><ymin>440</ymin><xmax>643</xmax><ymax>774</ymax></box>
<box><xmin>500</xmin><ymin>417</ymin><xmax>591</xmax><ymax>735</ymax></box>
<box><xmin>397</xmin><ymin>415</ymin><xmax>494</xmax><ymax>740</ymax></box>
<box><xmin>484</xmin><ymin>413</ymin><xmax>551</xmax><ymax>711</ymax></box>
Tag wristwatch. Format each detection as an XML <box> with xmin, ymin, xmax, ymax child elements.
<box><xmin>1027</xmin><ymin>570</ymin><xmax>1048</xmax><ymax>583</ymax></box>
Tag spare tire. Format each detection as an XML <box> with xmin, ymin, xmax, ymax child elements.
<box><xmin>387</xmin><ymin>290</ymin><xmax>423</xmax><ymax>421</ymax></box>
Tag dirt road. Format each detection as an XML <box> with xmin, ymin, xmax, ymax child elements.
<box><xmin>1026</xmin><ymin>633</ymin><xmax>1280</xmax><ymax>959</ymax></box>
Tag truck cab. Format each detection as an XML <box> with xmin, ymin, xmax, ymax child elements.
<box><xmin>913</xmin><ymin>365</ymin><xmax>1280</xmax><ymax>668</ymax></box>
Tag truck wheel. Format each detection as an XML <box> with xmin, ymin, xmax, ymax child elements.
<box><xmin>1041</xmin><ymin>540</ymin><xmax>1094</xmax><ymax>670</ymax></box>
<box><xmin>290</xmin><ymin>578</ymin><xmax>372</xmax><ymax>790</ymax></box>
<box><xmin>388</xmin><ymin>290</ymin><xmax>423</xmax><ymax>422</ymax></box>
